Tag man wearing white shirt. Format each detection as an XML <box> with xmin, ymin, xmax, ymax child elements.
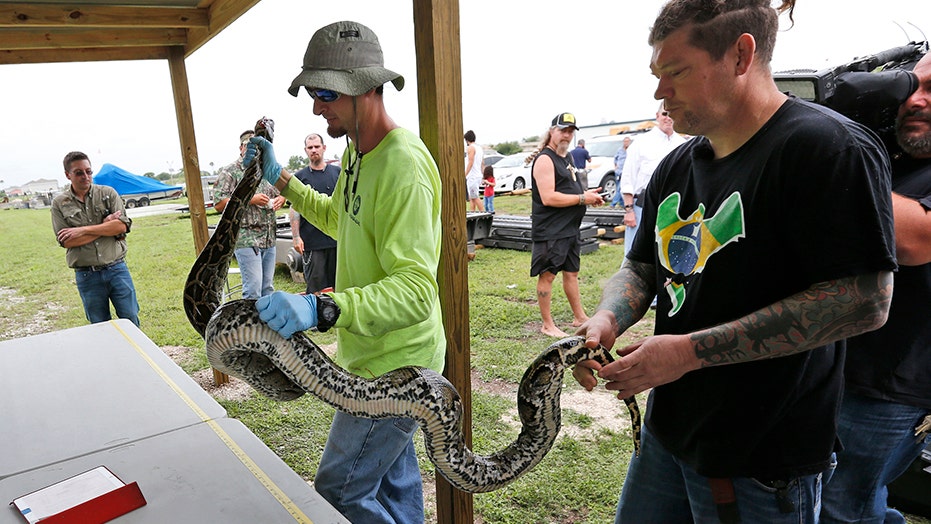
<box><xmin>619</xmin><ymin>106</ymin><xmax>687</xmax><ymax>256</ymax></box>
<box><xmin>465</xmin><ymin>130</ymin><xmax>485</xmax><ymax>212</ymax></box>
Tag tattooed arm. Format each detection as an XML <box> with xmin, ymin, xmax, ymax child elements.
<box><xmin>591</xmin><ymin>270</ymin><xmax>892</xmax><ymax>398</ymax></box>
<box><xmin>690</xmin><ymin>271</ymin><xmax>892</xmax><ymax>366</ymax></box>
<box><xmin>572</xmin><ymin>259</ymin><xmax>657</xmax><ymax>390</ymax></box>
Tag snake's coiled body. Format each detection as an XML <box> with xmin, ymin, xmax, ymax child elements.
<box><xmin>183</xmin><ymin>118</ymin><xmax>642</xmax><ymax>493</ymax></box>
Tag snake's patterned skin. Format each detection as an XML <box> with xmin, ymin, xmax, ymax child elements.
<box><xmin>183</xmin><ymin>118</ymin><xmax>642</xmax><ymax>493</ymax></box>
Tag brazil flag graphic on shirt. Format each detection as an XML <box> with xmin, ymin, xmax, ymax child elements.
<box><xmin>656</xmin><ymin>191</ymin><xmax>745</xmax><ymax>316</ymax></box>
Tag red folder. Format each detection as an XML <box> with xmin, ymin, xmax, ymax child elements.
<box><xmin>11</xmin><ymin>466</ymin><xmax>146</xmax><ymax>524</ymax></box>
<box><xmin>40</xmin><ymin>482</ymin><xmax>146</xmax><ymax>524</ymax></box>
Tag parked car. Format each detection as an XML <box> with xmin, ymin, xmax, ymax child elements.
<box><xmin>581</xmin><ymin>132</ymin><xmax>645</xmax><ymax>200</ymax></box>
<box><xmin>483</xmin><ymin>152</ymin><xmax>505</xmax><ymax>167</ymax></box>
<box><xmin>463</xmin><ymin>150</ymin><xmax>505</xmax><ymax>168</ymax></box>
<box><xmin>492</xmin><ymin>153</ymin><xmax>534</xmax><ymax>193</ymax></box>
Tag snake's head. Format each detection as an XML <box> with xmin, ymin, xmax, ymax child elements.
<box><xmin>551</xmin><ymin>335</ymin><xmax>615</xmax><ymax>367</ymax></box>
<box><xmin>255</xmin><ymin>116</ymin><xmax>275</xmax><ymax>142</ymax></box>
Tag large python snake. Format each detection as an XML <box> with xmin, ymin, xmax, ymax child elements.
<box><xmin>183</xmin><ymin>118</ymin><xmax>642</xmax><ymax>493</ymax></box>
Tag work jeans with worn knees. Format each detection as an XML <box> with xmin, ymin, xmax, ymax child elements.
<box><xmin>821</xmin><ymin>391</ymin><xmax>930</xmax><ymax>524</ymax></box>
<box><xmin>75</xmin><ymin>261</ymin><xmax>140</xmax><ymax>326</ymax></box>
<box><xmin>623</xmin><ymin>204</ymin><xmax>643</xmax><ymax>258</ymax></box>
<box><xmin>234</xmin><ymin>246</ymin><xmax>275</xmax><ymax>299</ymax></box>
<box><xmin>616</xmin><ymin>424</ymin><xmax>826</xmax><ymax>524</ymax></box>
<box><xmin>314</xmin><ymin>411</ymin><xmax>424</xmax><ymax>524</ymax></box>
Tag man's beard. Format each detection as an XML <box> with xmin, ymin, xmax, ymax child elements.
<box><xmin>554</xmin><ymin>142</ymin><xmax>570</xmax><ymax>156</ymax></box>
<box><xmin>327</xmin><ymin>124</ymin><xmax>348</xmax><ymax>140</ymax></box>
<box><xmin>897</xmin><ymin>110</ymin><xmax>931</xmax><ymax>157</ymax></box>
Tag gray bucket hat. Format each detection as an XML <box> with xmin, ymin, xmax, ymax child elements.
<box><xmin>288</xmin><ymin>21</ymin><xmax>405</xmax><ymax>97</ymax></box>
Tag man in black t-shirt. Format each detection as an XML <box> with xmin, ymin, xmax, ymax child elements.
<box><xmin>571</xmin><ymin>1</ymin><xmax>895</xmax><ymax>522</ymax></box>
<box><xmin>289</xmin><ymin>133</ymin><xmax>340</xmax><ymax>295</ymax></box>
<box><xmin>822</xmin><ymin>51</ymin><xmax>931</xmax><ymax>524</ymax></box>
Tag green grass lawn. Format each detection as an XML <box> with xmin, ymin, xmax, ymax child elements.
<box><xmin>1</xmin><ymin>195</ymin><xmax>927</xmax><ymax>524</ymax></box>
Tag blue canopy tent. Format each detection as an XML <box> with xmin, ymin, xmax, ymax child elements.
<box><xmin>93</xmin><ymin>163</ymin><xmax>182</xmax><ymax>207</ymax></box>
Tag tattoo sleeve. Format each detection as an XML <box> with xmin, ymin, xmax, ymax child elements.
<box><xmin>598</xmin><ymin>259</ymin><xmax>656</xmax><ymax>335</ymax></box>
<box><xmin>691</xmin><ymin>271</ymin><xmax>893</xmax><ymax>367</ymax></box>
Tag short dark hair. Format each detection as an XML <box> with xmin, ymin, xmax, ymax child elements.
<box><xmin>464</xmin><ymin>130</ymin><xmax>476</xmax><ymax>143</ymax></box>
<box><xmin>63</xmin><ymin>151</ymin><xmax>89</xmax><ymax>172</ymax></box>
<box><xmin>304</xmin><ymin>133</ymin><xmax>325</xmax><ymax>146</ymax></box>
<box><xmin>649</xmin><ymin>0</ymin><xmax>796</xmax><ymax>65</ymax></box>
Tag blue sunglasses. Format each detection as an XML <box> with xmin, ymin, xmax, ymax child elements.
<box><xmin>305</xmin><ymin>87</ymin><xmax>341</xmax><ymax>103</ymax></box>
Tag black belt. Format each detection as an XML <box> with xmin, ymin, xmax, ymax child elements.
<box><xmin>76</xmin><ymin>258</ymin><xmax>123</xmax><ymax>272</ymax></box>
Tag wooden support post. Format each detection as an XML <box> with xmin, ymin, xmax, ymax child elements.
<box><xmin>167</xmin><ymin>45</ymin><xmax>228</xmax><ymax>386</ymax></box>
<box><xmin>167</xmin><ymin>46</ymin><xmax>209</xmax><ymax>253</ymax></box>
<box><xmin>412</xmin><ymin>1</ymin><xmax>473</xmax><ymax>522</ymax></box>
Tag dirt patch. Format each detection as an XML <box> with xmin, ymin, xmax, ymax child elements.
<box><xmin>159</xmin><ymin>344</ymin><xmax>191</xmax><ymax>363</ymax></box>
<box><xmin>471</xmin><ymin>368</ymin><xmax>633</xmax><ymax>441</ymax></box>
<box><xmin>192</xmin><ymin>369</ymin><xmax>255</xmax><ymax>402</ymax></box>
<box><xmin>159</xmin><ymin>345</ymin><xmax>256</xmax><ymax>402</ymax></box>
<box><xmin>158</xmin><ymin>342</ymin><xmax>339</xmax><ymax>403</ymax></box>
<box><xmin>523</xmin><ymin>320</ymin><xmax>585</xmax><ymax>338</ymax></box>
<box><xmin>471</xmin><ymin>368</ymin><xmax>515</xmax><ymax>397</ymax></box>
<box><xmin>0</xmin><ymin>287</ymin><xmax>65</xmax><ymax>341</ymax></box>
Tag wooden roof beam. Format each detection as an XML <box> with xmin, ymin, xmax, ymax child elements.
<box><xmin>0</xmin><ymin>27</ymin><xmax>187</xmax><ymax>50</ymax></box>
<box><xmin>0</xmin><ymin>4</ymin><xmax>207</xmax><ymax>28</ymax></box>
<box><xmin>184</xmin><ymin>0</ymin><xmax>260</xmax><ymax>57</ymax></box>
<box><xmin>0</xmin><ymin>45</ymin><xmax>171</xmax><ymax>65</ymax></box>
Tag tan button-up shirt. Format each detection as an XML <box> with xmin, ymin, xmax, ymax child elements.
<box><xmin>51</xmin><ymin>184</ymin><xmax>132</xmax><ymax>268</ymax></box>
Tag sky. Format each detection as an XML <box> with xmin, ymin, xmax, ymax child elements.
<box><xmin>0</xmin><ymin>0</ymin><xmax>926</xmax><ymax>189</ymax></box>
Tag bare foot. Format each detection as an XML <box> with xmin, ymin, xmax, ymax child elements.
<box><xmin>541</xmin><ymin>325</ymin><xmax>569</xmax><ymax>337</ymax></box>
<box><xmin>572</xmin><ymin>317</ymin><xmax>589</xmax><ymax>327</ymax></box>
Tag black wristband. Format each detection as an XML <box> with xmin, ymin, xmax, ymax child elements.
<box><xmin>316</xmin><ymin>294</ymin><xmax>340</xmax><ymax>332</ymax></box>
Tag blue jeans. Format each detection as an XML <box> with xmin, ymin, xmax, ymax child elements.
<box><xmin>484</xmin><ymin>195</ymin><xmax>494</xmax><ymax>213</ymax></box>
<box><xmin>314</xmin><ymin>411</ymin><xmax>423</xmax><ymax>523</ymax></box>
<box><xmin>74</xmin><ymin>261</ymin><xmax>140</xmax><ymax>326</ymax></box>
<box><xmin>821</xmin><ymin>391</ymin><xmax>930</xmax><ymax>524</ymax></box>
<box><xmin>623</xmin><ymin>203</ymin><xmax>643</xmax><ymax>258</ymax></box>
<box><xmin>610</xmin><ymin>174</ymin><xmax>623</xmax><ymax>207</ymax></box>
<box><xmin>234</xmin><ymin>246</ymin><xmax>275</xmax><ymax>299</ymax></box>
<box><xmin>616</xmin><ymin>424</ymin><xmax>827</xmax><ymax>523</ymax></box>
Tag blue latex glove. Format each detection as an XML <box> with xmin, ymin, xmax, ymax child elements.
<box><xmin>243</xmin><ymin>136</ymin><xmax>283</xmax><ymax>185</ymax></box>
<box><xmin>256</xmin><ymin>291</ymin><xmax>317</xmax><ymax>339</ymax></box>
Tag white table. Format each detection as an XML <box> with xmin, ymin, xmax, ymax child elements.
<box><xmin>0</xmin><ymin>320</ymin><xmax>348</xmax><ymax>523</ymax></box>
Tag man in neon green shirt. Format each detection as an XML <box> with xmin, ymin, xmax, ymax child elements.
<box><xmin>244</xmin><ymin>21</ymin><xmax>446</xmax><ymax>523</ymax></box>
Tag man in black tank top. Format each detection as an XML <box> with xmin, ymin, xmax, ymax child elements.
<box><xmin>530</xmin><ymin>112</ymin><xmax>605</xmax><ymax>337</ymax></box>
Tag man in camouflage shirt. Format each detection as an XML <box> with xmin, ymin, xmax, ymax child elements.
<box><xmin>213</xmin><ymin>129</ymin><xmax>286</xmax><ymax>299</ymax></box>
